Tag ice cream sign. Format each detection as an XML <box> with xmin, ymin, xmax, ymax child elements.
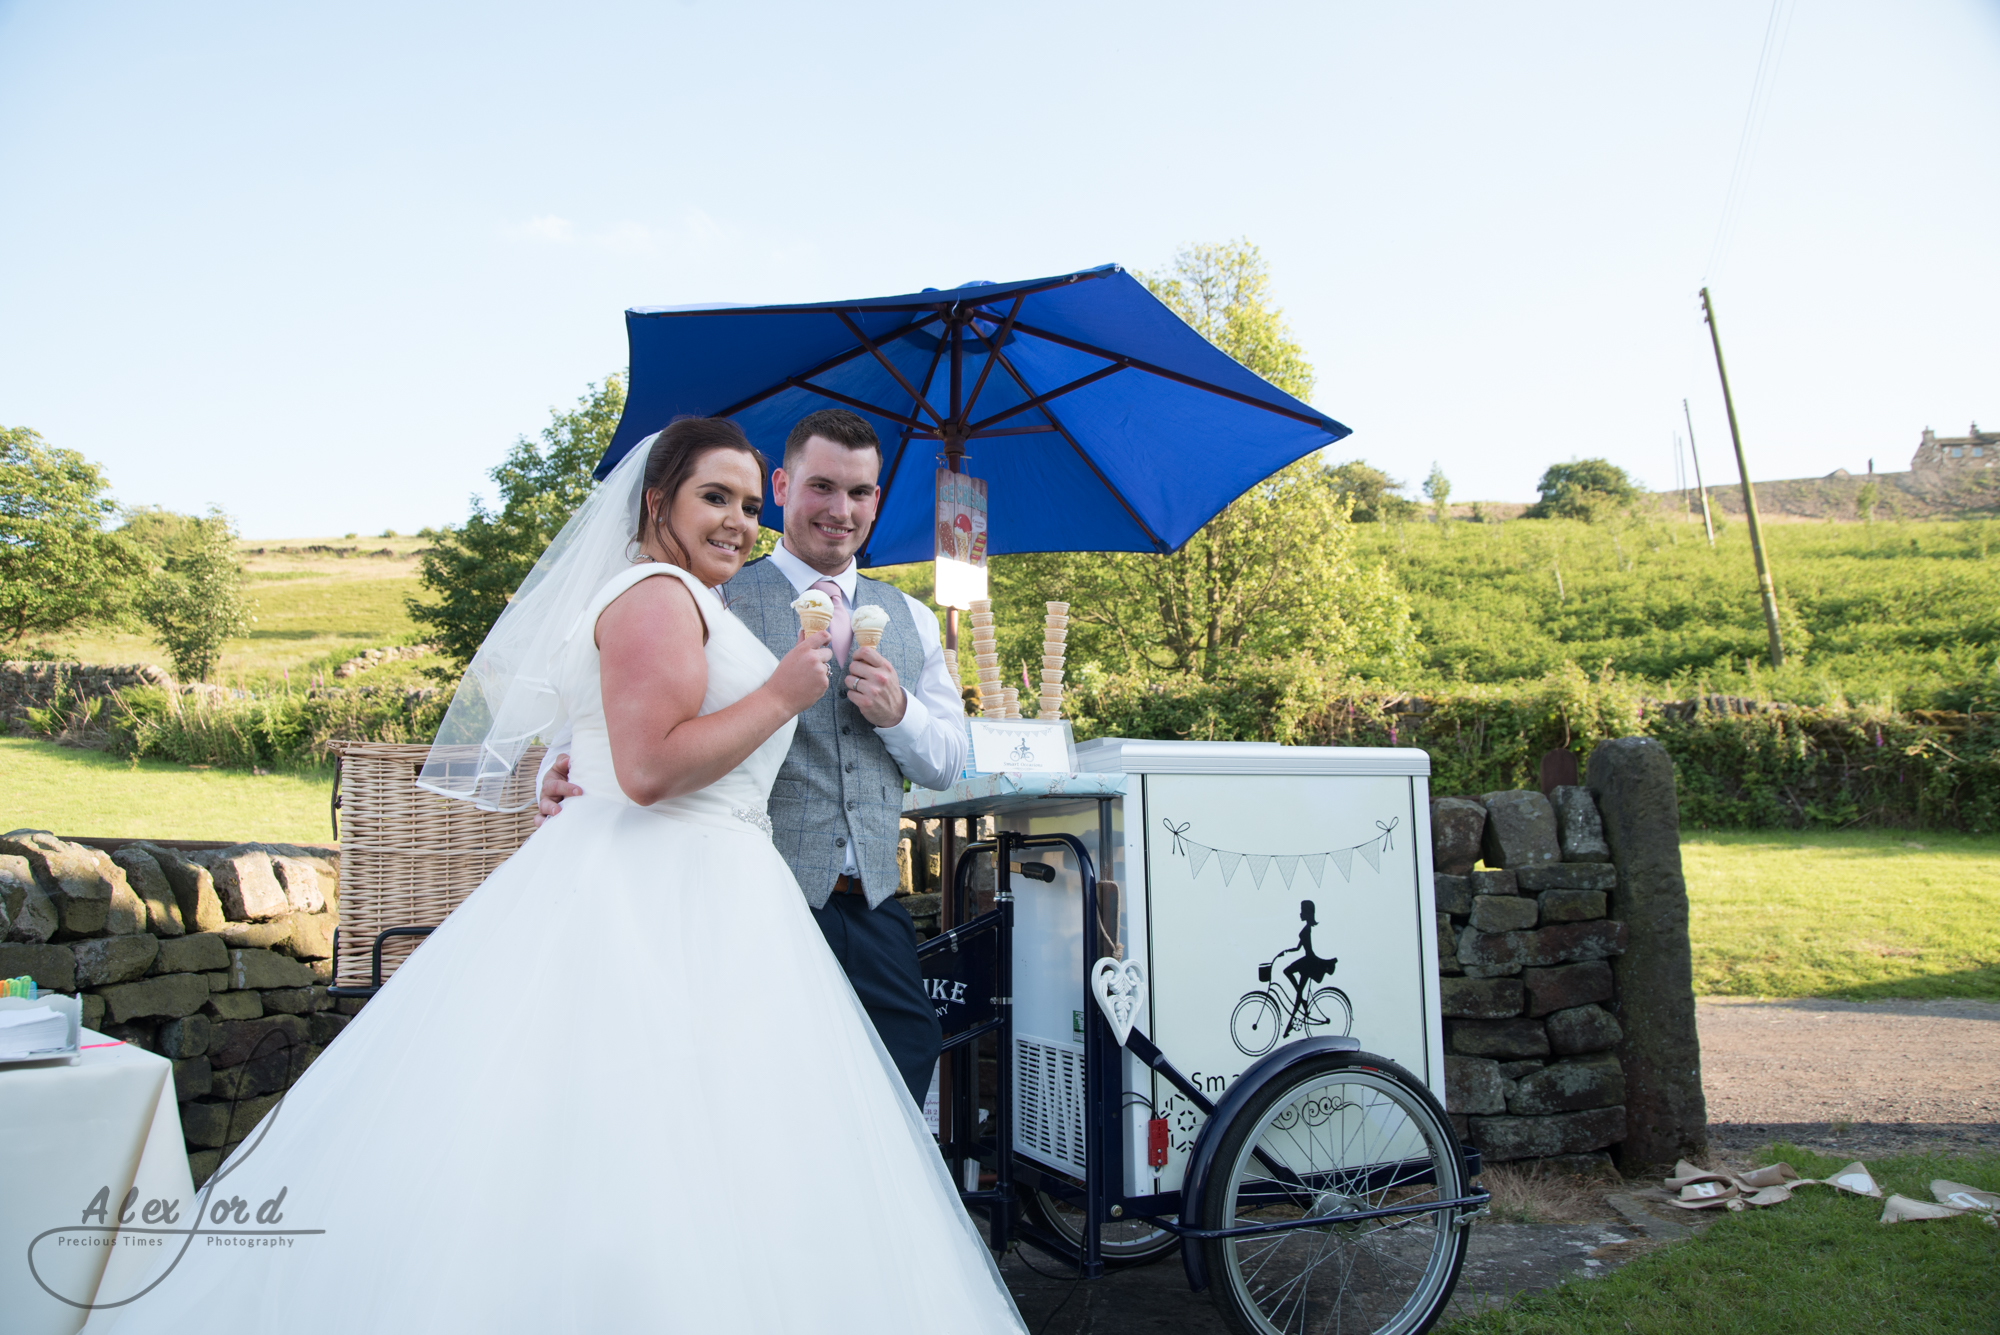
<box><xmin>934</xmin><ymin>469</ymin><xmax>989</xmax><ymax>611</ymax></box>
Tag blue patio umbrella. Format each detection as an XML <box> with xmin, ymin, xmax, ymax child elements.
<box><xmin>595</xmin><ymin>264</ymin><xmax>1350</xmax><ymax>566</ymax></box>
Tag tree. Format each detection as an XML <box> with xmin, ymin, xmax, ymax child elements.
<box><xmin>410</xmin><ymin>374</ymin><xmax>626</xmax><ymax>670</ymax></box>
<box><xmin>0</xmin><ymin>426</ymin><xmax>149</xmax><ymax>646</ymax></box>
<box><xmin>1423</xmin><ymin>462</ymin><xmax>1452</xmax><ymax>524</ymax></box>
<box><xmin>1323</xmin><ymin>460</ymin><xmax>1418</xmax><ymax>523</ymax></box>
<box><xmin>1526</xmin><ymin>458</ymin><xmax>1638</xmax><ymax>522</ymax></box>
<box><xmin>1855</xmin><ymin>478</ymin><xmax>1879</xmax><ymax>525</ymax></box>
<box><xmin>991</xmin><ymin>242</ymin><xmax>1417</xmax><ymax>680</ymax></box>
<box><xmin>138</xmin><ymin>510</ymin><xmax>251</xmax><ymax>681</ymax></box>
<box><xmin>118</xmin><ymin>506</ymin><xmax>204</xmax><ymax>560</ymax></box>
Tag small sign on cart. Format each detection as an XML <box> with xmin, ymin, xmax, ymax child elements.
<box><xmin>967</xmin><ymin>719</ymin><xmax>1076</xmax><ymax>774</ymax></box>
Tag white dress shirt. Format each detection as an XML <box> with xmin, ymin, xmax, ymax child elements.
<box><xmin>537</xmin><ymin>545</ymin><xmax>968</xmax><ymax>874</ymax></box>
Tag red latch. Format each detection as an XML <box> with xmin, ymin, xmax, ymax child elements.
<box><xmin>1147</xmin><ymin>1117</ymin><xmax>1170</xmax><ymax>1168</ymax></box>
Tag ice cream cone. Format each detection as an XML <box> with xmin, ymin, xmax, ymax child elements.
<box><xmin>1041</xmin><ymin>669</ymin><xmax>1064</xmax><ymax>683</ymax></box>
<box><xmin>969</xmin><ymin>611</ymin><xmax>995</xmax><ymax>628</ymax></box>
<box><xmin>969</xmin><ymin>599</ymin><xmax>992</xmax><ymax>613</ymax></box>
<box><xmin>850</xmin><ymin>604</ymin><xmax>890</xmax><ymax>649</ymax></box>
<box><xmin>1045</xmin><ymin>602</ymin><xmax>1069</xmax><ymax>615</ymax></box>
<box><xmin>1044</xmin><ymin>615</ymin><xmax>1068</xmax><ymax>630</ymax></box>
<box><xmin>1043</xmin><ymin>625</ymin><xmax>1068</xmax><ymax>641</ymax></box>
<box><xmin>1039</xmin><ymin>654</ymin><xmax>1064</xmax><ymax>669</ymax></box>
<box><xmin>790</xmin><ymin>588</ymin><xmax>836</xmax><ymax>637</ymax></box>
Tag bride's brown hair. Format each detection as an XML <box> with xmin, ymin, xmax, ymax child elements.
<box><xmin>638</xmin><ymin>417</ymin><xmax>768</xmax><ymax>567</ymax></box>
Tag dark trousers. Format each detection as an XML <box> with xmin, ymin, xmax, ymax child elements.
<box><xmin>812</xmin><ymin>892</ymin><xmax>942</xmax><ymax>1107</ymax></box>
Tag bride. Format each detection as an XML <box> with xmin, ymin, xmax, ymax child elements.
<box><xmin>89</xmin><ymin>419</ymin><xmax>1026</xmax><ymax>1333</ymax></box>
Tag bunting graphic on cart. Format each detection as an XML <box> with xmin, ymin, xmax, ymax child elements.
<box><xmin>1160</xmin><ymin>817</ymin><xmax>1399</xmax><ymax>889</ymax></box>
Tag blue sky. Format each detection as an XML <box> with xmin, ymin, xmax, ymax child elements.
<box><xmin>2</xmin><ymin>0</ymin><xmax>1995</xmax><ymax>537</ymax></box>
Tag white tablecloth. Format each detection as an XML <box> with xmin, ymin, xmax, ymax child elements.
<box><xmin>1</xmin><ymin>1032</ymin><xmax>196</xmax><ymax>1335</ymax></box>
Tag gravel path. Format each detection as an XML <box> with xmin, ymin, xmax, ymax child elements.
<box><xmin>1698</xmin><ymin>996</ymin><xmax>2000</xmax><ymax>1158</ymax></box>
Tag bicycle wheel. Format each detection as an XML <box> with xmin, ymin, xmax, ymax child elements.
<box><xmin>1022</xmin><ymin>1185</ymin><xmax>1181</xmax><ymax>1267</ymax></box>
<box><xmin>1307</xmin><ymin>987</ymin><xmax>1353</xmax><ymax>1037</ymax></box>
<box><xmin>1200</xmin><ymin>1051</ymin><xmax>1470</xmax><ymax>1335</ymax></box>
<box><xmin>1230</xmin><ymin>994</ymin><xmax>1281</xmax><ymax>1058</ymax></box>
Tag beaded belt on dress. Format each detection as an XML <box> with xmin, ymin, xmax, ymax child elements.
<box><xmin>731</xmin><ymin>807</ymin><xmax>774</xmax><ymax>837</ymax></box>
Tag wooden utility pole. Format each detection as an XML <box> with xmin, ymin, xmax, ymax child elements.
<box><xmin>1699</xmin><ymin>287</ymin><xmax>1784</xmax><ymax>668</ymax></box>
<box><xmin>1681</xmin><ymin>399</ymin><xmax>1716</xmax><ymax>548</ymax></box>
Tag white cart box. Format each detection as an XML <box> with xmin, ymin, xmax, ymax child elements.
<box><xmin>908</xmin><ymin>739</ymin><xmax>1442</xmax><ymax>1200</ymax></box>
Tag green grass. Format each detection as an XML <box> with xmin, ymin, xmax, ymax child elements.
<box><xmin>1684</xmin><ymin>829</ymin><xmax>2000</xmax><ymax>1000</ymax></box>
<box><xmin>0</xmin><ymin>737</ymin><xmax>335</xmax><ymax>845</ymax></box>
<box><xmin>1359</xmin><ymin>514</ymin><xmax>2000</xmax><ymax>709</ymax></box>
<box><xmin>43</xmin><ymin>536</ymin><xmax>427</xmax><ymax>688</ymax></box>
<box><xmin>1446</xmin><ymin>1145</ymin><xmax>2000</xmax><ymax>1334</ymax></box>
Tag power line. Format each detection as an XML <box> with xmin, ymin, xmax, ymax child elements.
<box><xmin>1704</xmin><ymin>0</ymin><xmax>1798</xmax><ymax>283</ymax></box>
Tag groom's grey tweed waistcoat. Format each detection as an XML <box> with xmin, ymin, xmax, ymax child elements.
<box><xmin>721</xmin><ymin>557</ymin><xmax>925</xmax><ymax>910</ymax></box>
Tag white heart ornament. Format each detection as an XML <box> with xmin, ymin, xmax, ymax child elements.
<box><xmin>1090</xmin><ymin>957</ymin><xmax>1147</xmax><ymax>1046</ymax></box>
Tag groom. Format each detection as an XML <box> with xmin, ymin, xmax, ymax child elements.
<box><xmin>539</xmin><ymin>408</ymin><xmax>965</xmax><ymax>1105</ymax></box>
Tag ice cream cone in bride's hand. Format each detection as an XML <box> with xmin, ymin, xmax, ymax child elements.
<box><xmin>851</xmin><ymin>604</ymin><xmax>890</xmax><ymax>649</ymax></box>
<box><xmin>791</xmin><ymin>588</ymin><xmax>835</xmax><ymax>637</ymax></box>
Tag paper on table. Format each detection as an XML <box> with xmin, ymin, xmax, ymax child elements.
<box><xmin>0</xmin><ymin>1006</ymin><xmax>68</xmax><ymax>1058</ymax></box>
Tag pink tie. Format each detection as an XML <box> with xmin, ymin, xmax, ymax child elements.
<box><xmin>814</xmin><ymin>579</ymin><xmax>854</xmax><ymax>665</ymax></box>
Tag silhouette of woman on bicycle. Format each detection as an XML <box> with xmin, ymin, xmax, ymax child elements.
<box><xmin>1231</xmin><ymin>900</ymin><xmax>1353</xmax><ymax>1055</ymax></box>
<box><xmin>1275</xmin><ymin>900</ymin><xmax>1337</xmax><ymax>1021</ymax></box>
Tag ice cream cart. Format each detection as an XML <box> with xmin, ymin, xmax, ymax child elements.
<box><xmin>910</xmin><ymin>738</ymin><xmax>1487</xmax><ymax>1335</ymax></box>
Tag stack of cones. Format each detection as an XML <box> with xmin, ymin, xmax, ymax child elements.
<box><xmin>969</xmin><ymin>599</ymin><xmax>1003</xmax><ymax>717</ymax></box>
<box><xmin>1038</xmin><ymin>602</ymin><xmax>1068</xmax><ymax>719</ymax></box>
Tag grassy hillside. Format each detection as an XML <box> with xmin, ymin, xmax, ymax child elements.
<box><xmin>42</xmin><ymin>537</ymin><xmax>425</xmax><ymax>687</ymax></box>
<box><xmin>1358</xmin><ymin>513</ymin><xmax>1999</xmax><ymax>708</ymax></box>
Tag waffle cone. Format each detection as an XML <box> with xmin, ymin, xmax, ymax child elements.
<box><xmin>796</xmin><ymin>609</ymin><xmax>833</xmax><ymax>635</ymax></box>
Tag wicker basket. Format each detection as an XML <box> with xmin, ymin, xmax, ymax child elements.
<box><xmin>331</xmin><ymin>741</ymin><xmax>543</xmax><ymax>990</ymax></box>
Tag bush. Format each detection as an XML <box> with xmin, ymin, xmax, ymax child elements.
<box><xmin>1525</xmin><ymin>458</ymin><xmax>1639</xmax><ymax>521</ymax></box>
<box><xmin>137</xmin><ymin>510</ymin><xmax>252</xmax><ymax>682</ymax></box>
<box><xmin>86</xmin><ymin>682</ymin><xmax>449</xmax><ymax>769</ymax></box>
<box><xmin>1324</xmin><ymin>460</ymin><xmax>1418</xmax><ymax>523</ymax></box>
<box><xmin>1065</xmin><ymin>654</ymin><xmax>2000</xmax><ymax>831</ymax></box>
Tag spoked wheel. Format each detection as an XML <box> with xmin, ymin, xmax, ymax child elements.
<box><xmin>1200</xmin><ymin>1051</ymin><xmax>1470</xmax><ymax>1335</ymax></box>
<box><xmin>1307</xmin><ymin>987</ymin><xmax>1352</xmax><ymax>1037</ymax></box>
<box><xmin>1231</xmin><ymin>993</ymin><xmax>1281</xmax><ymax>1057</ymax></box>
<box><xmin>1022</xmin><ymin>1185</ymin><xmax>1181</xmax><ymax>1267</ymax></box>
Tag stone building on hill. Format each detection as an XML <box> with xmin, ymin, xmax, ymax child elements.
<box><xmin>1912</xmin><ymin>424</ymin><xmax>1997</xmax><ymax>478</ymax></box>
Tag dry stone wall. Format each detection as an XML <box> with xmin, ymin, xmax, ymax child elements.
<box><xmin>0</xmin><ymin>831</ymin><xmax>353</xmax><ymax>1186</ymax></box>
<box><xmin>1434</xmin><ymin>784</ymin><xmax>1633</xmax><ymax>1169</ymax></box>
<box><xmin>1</xmin><ymin>662</ymin><xmax>173</xmax><ymax>733</ymax></box>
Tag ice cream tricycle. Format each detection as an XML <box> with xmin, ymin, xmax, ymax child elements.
<box><xmin>912</xmin><ymin>738</ymin><xmax>1488</xmax><ymax>1335</ymax></box>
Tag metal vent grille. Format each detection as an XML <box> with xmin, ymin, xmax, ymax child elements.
<box><xmin>1014</xmin><ymin>1035</ymin><xmax>1086</xmax><ymax>1178</ymax></box>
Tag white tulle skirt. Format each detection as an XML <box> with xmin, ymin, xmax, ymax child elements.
<box><xmin>88</xmin><ymin>796</ymin><xmax>1024</xmax><ymax>1334</ymax></box>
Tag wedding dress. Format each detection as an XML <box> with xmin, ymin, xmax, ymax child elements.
<box><xmin>90</xmin><ymin>563</ymin><xmax>1025</xmax><ymax>1333</ymax></box>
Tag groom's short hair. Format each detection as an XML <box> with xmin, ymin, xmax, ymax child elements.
<box><xmin>784</xmin><ymin>408</ymin><xmax>881</xmax><ymax>473</ymax></box>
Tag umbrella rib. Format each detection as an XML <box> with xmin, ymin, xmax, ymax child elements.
<box><xmin>712</xmin><ymin>347</ymin><xmax>874</xmax><ymax>419</ymax></box>
<box><xmin>837</xmin><ymin>312</ymin><xmax>946</xmax><ymax>428</ymax></box>
<box><xmin>708</xmin><ymin>313</ymin><xmax>942</xmax><ymax>419</ymax></box>
<box><xmin>966</xmin><ymin>361</ymin><xmax>1129</xmax><ymax>433</ymax></box>
<box><xmin>980</xmin><ymin>338</ymin><xmax>1170</xmax><ymax>553</ymax></box>
<box><xmin>859</xmin><ymin>328</ymin><xmax>950</xmax><ymax>569</ymax></box>
<box><xmin>957</xmin><ymin>297</ymin><xmax>1025</xmax><ymax>423</ymax></box>
<box><xmin>781</xmin><ymin>379</ymin><xmax>928</xmax><ymax>430</ymax></box>
<box><xmin>1006</xmin><ymin>319</ymin><xmax>1338</xmax><ymax>430</ymax></box>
